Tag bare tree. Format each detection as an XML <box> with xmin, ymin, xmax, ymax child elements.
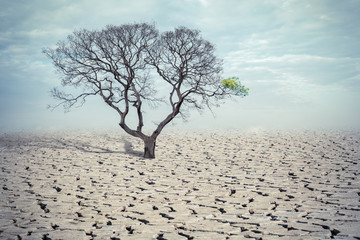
<box><xmin>44</xmin><ymin>23</ymin><xmax>248</xmax><ymax>158</ymax></box>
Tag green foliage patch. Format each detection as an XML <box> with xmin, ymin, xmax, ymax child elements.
<box><xmin>221</xmin><ymin>77</ymin><xmax>249</xmax><ymax>96</ymax></box>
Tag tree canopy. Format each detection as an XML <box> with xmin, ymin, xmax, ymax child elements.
<box><xmin>43</xmin><ymin>23</ymin><xmax>248</xmax><ymax>158</ymax></box>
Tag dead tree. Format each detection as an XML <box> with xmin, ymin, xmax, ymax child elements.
<box><xmin>44</xmin><ymin>23</ymin><xmax>246</xmax><ymax>158</ymax></box>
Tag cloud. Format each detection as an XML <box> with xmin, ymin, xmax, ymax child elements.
<box><xmin>0</xmin><ymin>0</ymin><xmax>359</xmax><ymax>130</ymax></box>
<box><xmin>184</xmin><ymin>0</ymin><xmax>209</xmax><ymax>7</ymax></box>
<box><xmin>220</xmin><ymin>0</ymin><xmax>360</xmax><ymax>105</ymax></box>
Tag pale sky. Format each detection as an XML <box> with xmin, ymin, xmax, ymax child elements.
<box><xmin>1</xmin><ymin>0</ymin><xmax>359</xmax><ymax>132</ymax></box>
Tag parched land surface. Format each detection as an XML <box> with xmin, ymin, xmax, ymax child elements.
<box><xmin>0</xmin><ymin>130</ymin><xmax>359</xmax><ymax>240</ymax></box>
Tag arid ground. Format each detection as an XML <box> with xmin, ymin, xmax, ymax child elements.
<box><xmin>0</xmin><ymin>130</ymin><xmax>359</xmax><ymax>239</ymax></box>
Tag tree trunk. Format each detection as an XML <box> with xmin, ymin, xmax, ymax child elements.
<box><xmin>143</xmin><ymin>136</ymin><xmax>156</xmax><ymax>158</ymax></box>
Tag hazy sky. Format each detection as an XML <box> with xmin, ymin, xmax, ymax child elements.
<box><xmin>1</xmin><ymin>0</ymin><xmax>359</xmax><ymax>132</ymax></box>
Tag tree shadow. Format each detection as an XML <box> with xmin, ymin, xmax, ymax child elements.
<box><xmin>122</xmin><ymin>137</ymin><xmax>144</xmax><ymax>157</ymax></box>
<box><xmin>0</xmin><ymin>133</ymin><xmax>144</xmax><ymax>158</ymax></box>
<box><xmin>54</xmin><ymin>137</ymin><xmax>143</xmax><ymax>157</ymax></box>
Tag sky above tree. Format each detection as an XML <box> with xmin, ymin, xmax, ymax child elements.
<box><xmin>1</xmin><ymin>0</ymin><xmax>359</xmax><ymax>131</ymax></box>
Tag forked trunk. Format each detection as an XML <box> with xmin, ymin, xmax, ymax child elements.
<box><xmin>143</xmin><ymin>136</ymin><xmax>156</xmax><ymax>158</ymax></box>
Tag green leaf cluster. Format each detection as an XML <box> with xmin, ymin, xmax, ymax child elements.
<box><xmin>221</xmin><ymin>77</ymin><xmax>249</xmax><ymax>96</ymax></box>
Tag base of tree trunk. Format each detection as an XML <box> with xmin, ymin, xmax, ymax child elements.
<box><xmin>143</xmin><ymin>136</ymin><xmax>156</xmax><ymax>158</ymax></box>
